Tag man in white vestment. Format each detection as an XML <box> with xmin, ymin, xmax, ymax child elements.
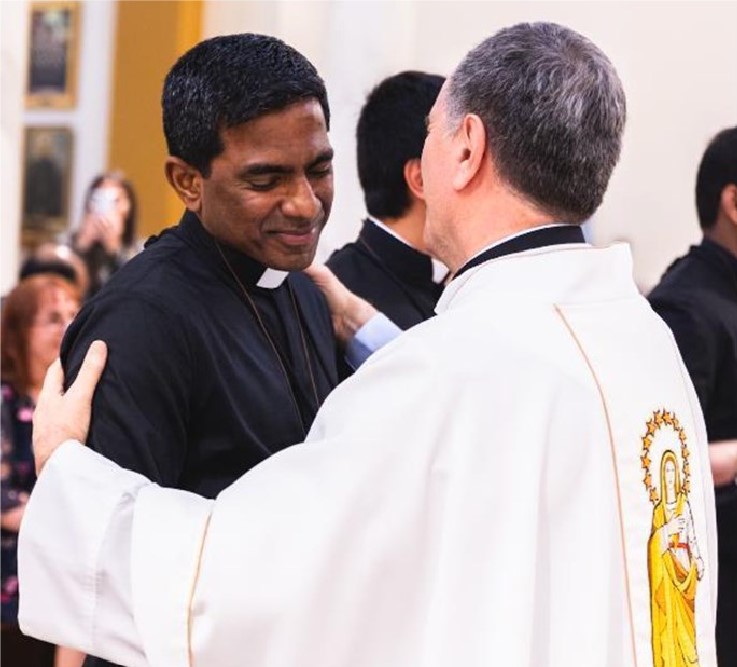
<box><xmin>18</xmin><ymin>22</ymin><xmax>718</xmax><ymax>667</ymax></box>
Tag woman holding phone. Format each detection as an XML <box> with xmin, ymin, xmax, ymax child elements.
<box><xmin>72</xmin><ymin>172</ymin><xmax>138</xmax><ymax>299</ymax></box>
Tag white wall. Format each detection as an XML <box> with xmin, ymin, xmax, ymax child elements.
<box><xmin>0</xmin><ymin>0</ymin><xmax>116</xmax><ymax>294</ymax></box>
<box><xmin>204</xmin><ymin>0</ymin><xmax>737</xmax><ymax>290</ymax></box>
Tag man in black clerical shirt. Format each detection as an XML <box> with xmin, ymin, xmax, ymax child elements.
<box><xmin>649</xmin><ymin>126</ymin><xmax>737</xmax><ymax>667</ymax></box>
<box><xmin>60</xmin><ymin>34</ymin><xmax>377</xmax><ymax>667</ymax></box>
<box><xmin>327</xmin><ymin>71</ymin><xmax>447</xmax><ymax>331</ymax></box>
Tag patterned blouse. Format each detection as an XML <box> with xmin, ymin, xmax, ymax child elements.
<box><xmin>1</xmin><ymin>382</ymin><xmax>37</xmax><ymax>624</ymax></box>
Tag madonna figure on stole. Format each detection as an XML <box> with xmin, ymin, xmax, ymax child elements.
<box><xmin>644</xmin><ymin>410</ymin><xmax>704</xmax><ymax>667</ymax></box>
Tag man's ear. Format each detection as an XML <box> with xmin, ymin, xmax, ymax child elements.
<box><xmin>165</xmin><ymin>157</ymin><xmax>203</xmax><ymax>212</ymax></box>
<box><xmin>452</xmin><ymin>113</ymin><xmax>486</xmax><ymax>191</ymax></box>
<box><xmin>403</xmin><ymin>158</ymin><xmax>424</xmax><ymax>201</ymax></box>
<box><xmin>721</xmin><ymin>183</ymin><xmax>737</xmax><ymax>226</ymax></box>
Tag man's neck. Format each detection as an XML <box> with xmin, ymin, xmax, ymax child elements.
<box><xmin>181</xmin><ymin>211</ymin><xmax>289</xmax><ymax>289</ymax></box>
<box><xmin>372</xmin><ymin>206</ymin><xmax>427</xmax><ymax>252</ymax></box>
<box><xmin>704</xmin><ymin>224</ymin><xmax>737</xmax><ymax>260</ymax></box>
<box><xmin>365</xmin><ymin>216</ymin><xmax>448</xmax><ymax>284</ymax></box>
<box><xmin>433</xmin><ymin>178</ymin><xmax>562</xmax><ymax>271</ymax></box>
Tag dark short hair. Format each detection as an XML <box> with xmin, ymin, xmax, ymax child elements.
<box><xmin>695</xmin><ymin>126</ymin><xmax>737</xmax><ymax>230</ymax></box>
<box><xmin>357</xmin><ymin>71</ymin><xmax>444</xmax><ymax>219</ymax></box>
<box><xmin>447</xmin><ymin>22</ymin><xmax>626</xmax><ymax>223</ymax></box>
<box><xmin>162</xmin><ymin>33</ymin><xmax>330</xmax><ymax>177</ymax></box>
<box><xmin>19</xmin><ymin>257</ymin><xmax>77</xmax><ymax>284</ymax></box>
<box><xmin>83</xmin><ymin>171</ymin><xmax>137</xmax><ymax>247</ymax></box>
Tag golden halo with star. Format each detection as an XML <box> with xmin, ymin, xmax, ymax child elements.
<box><xmin>640</xmin><ymin>409</ymin><xmax>691</xmax><ymax>505</ymax></box>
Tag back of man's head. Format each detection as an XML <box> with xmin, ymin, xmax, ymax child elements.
<box><xmin>447</xmin><ymin>22</ymin><xmax>626</xmax><ymax>223</ymax></box>
<box><xmin>695</xmin><ymin>126</ymin><xmax>737</xmax><ymax>230</ymax></box>
<box><xmin>357</xmin><ymin>71</ymin><xmax>444</xmax><ymax>219</ymax></box>
<box><xmin>19</xmin><ymin>258</ymin><xmax>77</xmax><ymax>285</ymax></box>
<box><xmin>162</xmin><ymin>33</ymin><xmax>330</xmax><ymax>178</ymax></box>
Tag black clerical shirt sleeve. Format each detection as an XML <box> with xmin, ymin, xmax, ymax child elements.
<box><xmin>651</xmin><ymin>301</ymin><xmax>717</xmax><ymax>410</ymax></box>
<box><xmin>61</xmin><ymin>296</ymin><xmax>193</xmax><ymax>488</ymax></box>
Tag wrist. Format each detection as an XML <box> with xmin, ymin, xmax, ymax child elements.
<box><xmin>339</xmin><ymin>299</ymin><xmax>377</xmax><ymax>342</ymax></box>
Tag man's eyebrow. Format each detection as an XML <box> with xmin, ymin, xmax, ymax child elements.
<box><xmin>237</xmin><ymin>163</ymin><xmax>291</xmax><ymax>178</ymax></box>
<box><xmin>309</xmin><ymin>149</ymin><xmax>334</xmax><ymax>167</ymax></box>
<box><xmin>236</xmin><ymin>150</ymin><xmax>334</xmax><ymax>179</ymax></box>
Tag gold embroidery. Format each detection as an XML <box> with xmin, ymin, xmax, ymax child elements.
<box><xmin>642</xmin><ymin>410</ymin><xmax>703</xmax><ymax>667</ymax></box>
<box><xmin>187</xmin><ymin>513</ymin><xmax>213</xmax><ymax>667</ymax></box>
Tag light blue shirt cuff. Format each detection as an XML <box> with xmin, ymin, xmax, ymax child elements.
<box><xmin>345</xmin><ymin>313</ymin><xmax>401</xmax><ymax>370</ymax></box>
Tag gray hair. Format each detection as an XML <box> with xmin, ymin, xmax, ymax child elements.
<box><xmin>447</xmin><ymin>22</ymin><xmax>626</xmax><ymax>222</ymax></box>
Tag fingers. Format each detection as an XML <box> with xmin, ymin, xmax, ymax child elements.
<box><xmin>41</xmin><ymin>358</ymin><xmax>64</xmax><ymax>398</ymax></box>
<box><xmin>302</xmin><ymin>263</ymin><xmax>336</xmax><ymax>289</ymax></box>
<box><xmin>303</xmin><ymin>263</ymin><xmax>350</xmax><ymax>302</ymax></box>
<box><xmin>68</xmin><ymin>340</ymin><xmax>108</xmax><ymax>401</ymax></box>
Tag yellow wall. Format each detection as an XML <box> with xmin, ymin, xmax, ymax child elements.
<box><xmin>108</xmin><ymin>0</ymin><xmax>202</xmax><ymax>240</ymax></box>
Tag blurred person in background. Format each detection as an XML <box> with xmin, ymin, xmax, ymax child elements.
<box><xmin>327</xmin><ymin>71</ymin><xmax>447</xmax><ymax>332</ymax></box>
<box><xmin>649</xmin><ymin>125</ymin><xmax>737</xmax><ymax>667</ymax></box>
<box><xmin>20</xmin><ymin>242</ymin><xmax>90</xmax><ymax>298</ymax></box>
<box><xmin>1</xmin><ymin>275</ymin><xmax>80</xmax><ymax>667</ymax></box>
<box><xmin>71</xmin><ymin>172</ymin><xmax>138</xmax><ymax>298</ymax></box>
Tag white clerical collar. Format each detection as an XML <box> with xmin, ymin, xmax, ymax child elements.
<box><xmin>256</xmin><ymin>269</ymin><xmax>289</xmax><ymax>289</ymax></box>
<box><xmin>367</xmin><ymin>215</ymin><xmax>448</xmax><ymax>284</ymax></box>
<box><xmin>463</xmin><ymin>223</ymin><xmax>575</xmax><ymax>267</ymax></box>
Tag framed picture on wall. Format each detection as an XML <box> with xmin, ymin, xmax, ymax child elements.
<box><xmin>25</xmin><ymin>1</ymin><xmax>80</xmax><ymax>108</ymax></box>
<box><xmin>21</xmin><ymin>126</ymin><xmax>74</xmax><ymax>245</ymax></box>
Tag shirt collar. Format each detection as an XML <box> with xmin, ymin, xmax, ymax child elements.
<box><xmin>453</xmin><ymin>223</ymin><xmax>586</xmax><ymax>280</ymax></box>
<box><xmin>178</xmin><ymin>211</ymin><xmax>288</xmax><ymax>289</ymax></box>
<box><xmin>366</xmin><ymin>216</ymin><xmax>448</xmax><ymax>285</ymax></box>
<box><xmin>463</xmin><ymin>223</ymin><xmax>575</xmax><ymax>265</ymax></box>
<box><xmin>701</xmin><ymin>238</ymin><xmax>737</xmax><ymax>273</ymax></box>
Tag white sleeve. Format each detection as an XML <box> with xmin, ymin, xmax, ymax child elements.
<box><xmin>18</xmin><ymin>440</ymin><xmax>214</xmax><ymax>667</ymax></box>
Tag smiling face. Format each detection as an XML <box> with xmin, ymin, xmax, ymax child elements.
<box><xmin>197</xmin><ymin>99</ymin><xmax>333</xmax><ymax>271</ymax></box>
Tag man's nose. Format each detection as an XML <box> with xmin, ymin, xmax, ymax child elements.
<box><xmin>282</xmin><ymin>176</ymin><xmax>320</xmax><ymax>220</ymax></box>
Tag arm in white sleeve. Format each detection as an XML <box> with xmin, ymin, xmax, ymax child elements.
<box><xmin>19</xmin><ymin>441</ymin><xmax>213</xmax><ymax>667</ymax></box>
<box><xmin>345</xmin><ymin>313</ymin><xmax>402</xmax><ymax>370</ymax></box>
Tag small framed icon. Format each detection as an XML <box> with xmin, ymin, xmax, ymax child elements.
<box><xmin>21</xmin><ymin>126</ymin><xmax>74</xmax><ymax>244</ymax></box>
<box><xmin>25</xmin><ymin>1</ymin><xmax>80</xmax><ymax>109</ymax></box>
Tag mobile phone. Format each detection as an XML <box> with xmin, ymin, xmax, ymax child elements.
<box><xmin>90</xmin><ymin>188</ymin><xmax>118</xmax><ymax>216</ymax></box>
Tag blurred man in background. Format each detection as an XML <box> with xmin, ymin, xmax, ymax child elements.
<box><xmin>328</xmin><ymin>71</ymin><xmax>447</xmax><ymax>331</ymax></box>
<box><xmin>649</xmin><ymin>126</ymin><xmax>737</xmax><ymax>666</ymax></box>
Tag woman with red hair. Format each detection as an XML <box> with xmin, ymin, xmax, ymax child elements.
<box><xmin>1</xmin><ymin>274</ymin><xmax>79</xmax><ymax>665</ymax></box>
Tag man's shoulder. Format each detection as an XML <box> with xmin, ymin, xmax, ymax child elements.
<box><xmin>63</xmin><ymin>230</ymin><xmax>213</xmax><ymax>354</ymax></box>
<box><xmin>650</xmin><ymin>245</ymin><xmax>721</xmax><ymax>300</ymax></box>
<box><xmin>286</xmin><ymin>271</ymin><xmax>331</xmax><ymax>311</ymax></box>
<box><xmin>90</xmin><ymin>229</ymin><xmax>209</xmax><ymax>307</ymax></box>
<box><xmin>648</xmin><ymin>250</ymin><xmax>728</xmax><ymax>324</ymax></box>
<box><xmin>325</xmin><ymin>241</ymin><xmax>367</xmax><ymax>276</ymax></box>
<box><xmin>326</xmin><ymin>242</ymin><xmax>392</xmax><ymax>300</ymax></box>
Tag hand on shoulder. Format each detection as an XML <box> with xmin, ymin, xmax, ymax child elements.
<box><xmin>33</xmin><ymin>341</ymin><xmax>108</xmax><ymax>475</ymax></box>
<box><xmin>303</xmin><ymin>263</ymin><xmax>377</xmax><ymax>344</ymax></box>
